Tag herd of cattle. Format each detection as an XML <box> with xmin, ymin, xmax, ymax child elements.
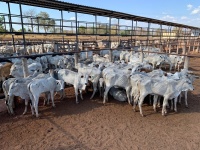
<box><xmin>0</xmin><ymin>46</ymin><xmax>196</xmax><ymax>117</ymax></box>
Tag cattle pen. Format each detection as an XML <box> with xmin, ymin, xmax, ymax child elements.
<box><xmin>1</xmin><ymin>0</ymin><xmax>200</xmax><ymax>150</ymax></box>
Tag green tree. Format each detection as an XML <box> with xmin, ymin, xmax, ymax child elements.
<box><xmin>35</xmin><ymin>11</ymin><xmax>56</xmax><ymax>33</ymax></box>
<box><xmin>0</xmin><ymin>16</ymin><xmax>6</xmax><ymax>32</ymax></box>
<box><xmin>23</xmin><ymin>9</ymin><xmax>37</xmax><ymax>32</ymax></box>
<box><xmin>78</xmin><ymin>26</ymin><xmax>86</xmax><ymax>34</ymax></box>
<box><xmin>18</xmin><ymin>28</ymin><xmax>27</xmax><ymax>32</ymax></box>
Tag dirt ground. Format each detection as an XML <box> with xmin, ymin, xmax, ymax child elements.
<box><xmin>1</xmin><ymin>56</ymin><xmax>200</xmax><ymax>150</ymax></box>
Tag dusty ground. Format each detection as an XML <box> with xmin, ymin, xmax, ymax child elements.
<box><xmin>1</xmin><ymin>56</ymin><xmax>200</xmax><ymax>150</ymax></box>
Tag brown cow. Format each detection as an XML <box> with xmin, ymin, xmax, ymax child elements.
<box><xmin>0</xmin><ymin>62</ymin><xmax>13</xmax><ymax>82</ymax></box>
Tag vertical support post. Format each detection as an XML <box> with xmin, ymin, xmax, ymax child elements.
<box><xmin>61</xmin><ymin>10</ymin><xmax>64</xmax><ymax>46</ymax></box>
<box><xmin>159</xmin><ymin>24</ymin><xmax>162</xmax><ymax>52</ymax></box>
<box><xmin>139</xmin><ymin>44</ymin><xmax>144</xmax><ymax>63</ymax></box>
<box><xmin>176</xmin><ymin>41</ymin><xmax>179</xmax><ymax>54</ymax></box>
<box><xmin>75</xmin><ymin>12</ymin><xmax>78</xmax><ymax>68</ymax></box>
<box><xmin>31</xmin><ymin>18</ymin><xmax>33</xmax><ymax>32</ymax></box>
<box><xmin>37</xmin><ymin>17</ymin><xmax>39</xmax><ymax>33</ymax></box>
<box><xmin>118</xmin><ymin>19</ymin><xmax>120</xmax><ymax>45</ymax></box>
<box><xmin>22</xmin><ymin>58</ymin><xmax>29</xmax><ymax>77</ymax></box>
<box><xmin>182</xmin><ymin>42</ymin><xmax>186</xmax><ymax>54</ymax></box>
<box><xmin>109</xmin><ymin>17</ymin><xmax>112</xmax><ymax>62</ymax></box>
<box><xmin>184</xmin><ymin>56</ymin><xmax>189</xmax><ymax>70</ymax></box>
<box><xmin>197</xmin><ymin>42</ymin><xmax>200</xmax><ymax>53</ymax></box>
<box><xmin>135</xmin><ymin>21</ymin><xmax>138</xmax><ymax>46</ymax></box>
<box><xmin>95</xmin><ymin>15</ymin><xmax>97</xmax><ymax>41</ymax></box>
<box><xmin>19</xmin><ymin>2</ymin><xmax>26</xmax><ymax>54</ymax></box>
<box><xmin>7</xmin><ymin>2</ymin><xmax>15</xmax><ymax>53</ymax></box>
<box><xmin>131</xmin><ymin>19</ymin><xmax>133</xmax><ymax>47</ymax></box>
<box><xmin>147</xmin><ymin>22</ymin><xmax>151</xmax><ymax>54</ymax></box>
<box><xmin>3</xmin><ymin>15</ymin><xmax>6</xmax><ymax>31</ymax></box>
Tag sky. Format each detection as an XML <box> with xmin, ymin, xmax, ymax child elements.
<box><xmin>0</xmin><ymin>0</ymin><xmax>200</xmax><ymax>30</ymax></box>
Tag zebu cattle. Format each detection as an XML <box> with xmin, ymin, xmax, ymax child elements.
<box><xmin>135</xmin><ymin>75</ymin><xmax>194</xmax><ymax>116</ymax></box>
<box><xmin>144</xmin><ymin>54</ymin><xmax>165</xmax><ymax>69</ymax></box>
<box><xmin>5</xmin><ymin>71</ymin><xmax>41</xmax><ymax>115</ymax></box>
<box><xmin>0</xmin><ymin>62</ymin><xmax>13</xmax><ymax>82</ymax></box>
<box><xmin>10</xmin><ymin>62</ymin><xmax>42</xmax><ymax>78</ymax></box>
<box><xmin>79</xmin><ymin>66</ymin><xmax>101</xmax><ymax>99</ymax></box>
<box><xmin>93</xmin><ymin>54</ymin><xmax>109</xmax><ymax>63</ymax></box>
<box><xmin>57</xmin><ymin>69</ymin><xmax>90</xmax><ymax>104</ymax></box>
<box><xmin>28</xmin><ymin>77</ymin><xmax>64</xmax><ymax>117</ymax></box>
<box><xmin>102</xmin><ymin>67</ymin><xmax>133</xmax><ymax>104</ymax></box>
<box><xmin>8</xmin><ymin>79</ymin><xmax>34</xmax><ymax>115</ymax></box>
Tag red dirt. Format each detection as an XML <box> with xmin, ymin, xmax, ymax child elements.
<box><xmin>1</xmin><ymin>56</ymin><xmax>200</xmax><ymax>150</ymax></box>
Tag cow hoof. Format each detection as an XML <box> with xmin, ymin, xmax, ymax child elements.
<box><xmin>185</xmin><ymin>106</ymin><xmax>189</xmax><ymax>108</ymax></box>
<box><xmin>76</xmin><ymin>102</ymin><xmax>79</xmax><ymax>104</ymax></box>
<box><xmin>22</xmin><ymin>112</ymin><xmax>26</xmax><ymax>115</ymax></box>
<box><xmin>10</xmin><ymin>113</ymin><xmax>15</xmax><ymax>116</ymax></box>
<box><xmin>52</xmin><ymin>105</ymin><xmax>56</xmax><ymax>108</ymax></box>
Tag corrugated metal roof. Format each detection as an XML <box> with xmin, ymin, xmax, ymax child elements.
<box><xmin>1</xmin><ymin>0</ymin><xmax>200</xmax><ymax>29</ymax></box>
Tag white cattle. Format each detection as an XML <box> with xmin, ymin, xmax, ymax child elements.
<box><xmin>144</xmin><ymin>54</ymin><xmax>165</xmax><ymax>69</ymax></box>
<box><xmin>79</xmin><ymin>66</ymin><xmax>101</xmax><ymax>99</ymax></box>
<box><xmin>57</xmin><ymin>69</ymin><xmax>90</xmax><ymax>104</ymax></box>
<box><xmin>2</xmin><ymin>78</ymin><xmax>16</xmax><ymax>114</ymax></box>
<box><xmin>102</xmin><ymin>68</ymin><xmax>132</xmax><ymax>104</ymax></box>
<box><xmin>93</xmin><ymin>54</ymin><xmax>109</xmax><ymax>63</ymax></box>
<box><xmin>136</xmin><ymin>76</ymin><xmax>194</xmax><ymax>116</ymax></box>
<box><xmin>8</xmin><ymin>79</ymin><xmax>34</xmax><ymax>115</ymax></box>
<box><xmin>28</xmin><ymin>77</ymin><xmax>64</xmax><ymax>117</ymax></box>
<box><xmin>10</xmin><ymin>62</ymin><xmax>42</xmax><ymax>78</ymax></box>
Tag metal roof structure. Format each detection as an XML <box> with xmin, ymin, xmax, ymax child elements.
<box><xmin>1</xmin><ymin>0</ymin><xmax>200</xmax><ymax>30</ymax></box>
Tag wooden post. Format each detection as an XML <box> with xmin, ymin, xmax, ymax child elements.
<box><xmin>85</xmin><ymin>48</ymin><xmax>88</xmax><ymax>59</ymax></box>
<box><xmin>197</xmin><ymin>42</ymin><xmax>200</xmax><ymax>53</ymax></box>
<box><xmin>184</xmin><ymin>55</ymin><xmax>189</xmax><ymax>70</ymax></box>
<box><xmin>140</xmin><ymin>44</ymin><xmax>143</xmax><ymax>63</ymax></box>
<box><xmin>193</xmin><ymin>40</ymin><xmax>195</xmax><ymax>52</ymax></box>
<box><xmin>22</xmin><ymin>58</ymin><xmax>29</xmax><ymax>77</ymax></box>
<box><xmin>169</xmin><ymin>41</ymin><xmax>172</xmax><ymax>54</ymax></box>
<box><xmin>176</xmin><ymin>41</ymin><xmax>179</xmax><ymax>54</ymax></box>
<box><xmin>182</xmin><ymin>42</ymin><xmax>186</xmax><ymax>54</ymax></box>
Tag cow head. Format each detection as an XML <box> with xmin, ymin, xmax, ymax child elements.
<box><xmin>55</xmin><ymin>80</ymin><xmax>65</xmax><ymax>91</ymax></box>
<box><xmin>181</xmin><ymin>78</ymin><xmax>194</xmax><ymax>91</ymax></box>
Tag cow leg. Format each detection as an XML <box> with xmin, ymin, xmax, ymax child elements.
<box><xmin>125</xmin><ymin>87</ymin><xmax>131</xmax><ymax>105</ymax></box>
<box><xmin>185</xmin><ymin>91</ymin><xmax>188</xmax><ymax>108</ymax></box>
<box><xmin>23</xmin><ymin>99</ymin><xmax>29</xmax><ymax>115</ymax></box>
<box><xmin>33</xmin><ymin>95</ymin><xmax>39</xmax><ymax>118</ymax></box>
<box><xmin>103</xmin><ymin>86</ymin><xmax>111</xmax><ymax>104</ymax></box>
<box><xmin>162</xmin><ymin>97</ymin><xmax>169</xmax><ymax>116</ymax></box>
<box><xmin>138</xmin><ymin>95</ymin><xmax>145</xmax><ymax>117</ymax></box>
<box><xmin>50</xmin><ymin>91</ymin><xmax>55</xmax><ymax>107</ymax></box>
<box><xmin>74</xmin><ymin>86</ymin><xmax>79</xmax><ymax>104</ymax></box>
<box><xmin>153</xmin><ymin>95</ymin><xmax>158</xmax><ymax>112</ymax></box>
<box><xmin>174</xmin><ymin>97</ymin><xmax>178</xmax><ymax>112</ymax></box>
<box><xmin>170</xmin><ymin>99</ymin><xmax>174</xmax><ymax>111</ymax></box>
<box><xmin>157</xmin><ymin>96</ymin><xmax>161</xmax><ymax>107</ymax></box>
<box><xmin>43</xmin><ymin>92</ymin><xmax>48</xmax><ymax>106</ymax></box>
<box><xmin>149</xmin><ymin>95</ymin><xmax>152</xmax><ymax>105</ymax></box>
<box><xmin>98</xmin><ymin>85</ymin><xmax>102</xmax><ymax>97</ymax></box>
<box><xmin>178</xmin><ymin>92</ymin><xmax>182</xmax><ymax>104</ymax></box>
<box><xmin>8</xmin><ymin>95</ymin><xmax>15</xmax><ymax>115</ymax></box>
<box><xmin>29</xmin><ymin>99</ymin><xmax>34</xmax><ymax>116</ymax></box>
<box><xmin>90</xmin><ymin>82</ymin><xmax>97</xmax><ymax>99</ymax></box>
<box><xmin>79</xmin><ymin>89</ymin><xmax>83</xmax><ymax>100</ymax></box>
